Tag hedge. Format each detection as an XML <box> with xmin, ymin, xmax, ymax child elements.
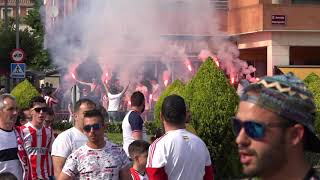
<box><xmin>11</xmin><ymin>79</ymin><xmax>40</xmax><ymax>109</ymax></box>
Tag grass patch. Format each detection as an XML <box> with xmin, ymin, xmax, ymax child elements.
<box><xmin>106</xmin><ymin>133</ymin><xmax>123</xmax><ymax>145</ymax></box>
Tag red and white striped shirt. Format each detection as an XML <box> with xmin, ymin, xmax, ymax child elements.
<box><xmin>19</xmin><ymin>122</ymin><xmax>54</xmax><ymax>179</ymax></box>
<box><xmin>130</xmin><ymin>167</ymin><xmax>148</xmax><ymax>180</ymax></box>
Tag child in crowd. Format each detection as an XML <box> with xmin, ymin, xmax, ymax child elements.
<box><xmin>128</xmin><ymin>140</ymin><xmax>150</xmax><ymax>180</ymax></box>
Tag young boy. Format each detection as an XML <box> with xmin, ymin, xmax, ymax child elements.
<box><xmin>128</xmin><ymin>140</ymin><xmax>150</xmax><ymax>180</ymax></box>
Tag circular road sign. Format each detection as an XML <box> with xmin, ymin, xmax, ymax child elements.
<box><xmin>10</xmin><ymin>48</ymin><xmax>25</xmax><ymax>62</ymax></box>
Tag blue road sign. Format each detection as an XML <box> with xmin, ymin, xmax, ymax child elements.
<box><xmin>10</xmin><ymin>63</ymin><xmax>26</xmax><ymax>78</ymax></box>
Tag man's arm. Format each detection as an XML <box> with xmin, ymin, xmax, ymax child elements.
<box><xmin>53</xmin><ymin>156</ymin><xmax>67</xmax><ymax>179</ymax></box>
<box><xmin>58</xmin><ymin>172</ymin><xmax>72</xmax><ymax>180</ymax></box>
<box><xmin>119</xmin><ymin>166</ymin><xmax>132</xmax><ymax>180</ymax></box>
<box><xmin>132</xmin><ymin>131</ymin><xmax>143</xmax><ymax>140</ymax></box>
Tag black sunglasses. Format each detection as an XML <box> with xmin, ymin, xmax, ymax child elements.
<box><xmin>33</xmin><ymin>107</ymin><xmax>49</xmax><ymax>113</ymax></box>
<box><xmin>83</xmin><ymin>123</ymin><xmax>102</xmax><ymax>132</ymax></box>
<box><xmin>231</xmin><ymin>117</ymin><xmax>291</xmax><ymax>139</ymax></box>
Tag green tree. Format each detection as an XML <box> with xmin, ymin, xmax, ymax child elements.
<box><xmin>304</xmin><ymin>73</ymin><xmax>320</xmax><ymax>134</ymax></box>
<box><xmin>0</xmin><ymin>26</ymin><xmax>39</xmax><ymax>73</ymax></box>
<box><xmin>154</xmin><ymin>79</ymin><xmax>186</xmax><ymax>127</ymax></box>
<box><xmin>154</xmin><ymin>58</ymin><xmax>242</xmax><ymax>179</ymax></box>
<box><xmin>11</xmin><ymin>79</ymin><xmax>40</xmax><ymax>108</ymax></box>
<box><xmin>184</xmin><ymin>58</ymin><xmax>241</xmax><ymax>179</ymax></box>
<box><xmin>24</xmin><ymin>0</ymin><xmax>52</xmax><ymax>70</ymax></box>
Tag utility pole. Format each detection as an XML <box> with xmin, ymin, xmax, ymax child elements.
<box><xmin>15</xmin><ymin>0</ymin><xmax>20</xmax><ymax>48</ymax></box>
<box><xmin>4</xmin><ymin>0</ymin><xmax>8</xmax><ymax>31</ymax></box>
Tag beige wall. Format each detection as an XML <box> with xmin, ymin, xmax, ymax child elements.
<box><xmin>263</xmin><ymin>4</ymin><xmax>320</xmax><ymax>31</ymax></box>
<box><xmin>228</xmin><ymin>4</ymin><xmax>263</xmax><ymax>34</ymax></box>
<box><xmin>228</xmin><ymin>0</ymin><xmax>320</xmax><ymax>34</ymax></box>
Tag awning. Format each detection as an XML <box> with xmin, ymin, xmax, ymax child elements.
<box><xmin>277</xmin><ymin>65</ymin><xmax>320</xmax><ymax>80</ymax></box>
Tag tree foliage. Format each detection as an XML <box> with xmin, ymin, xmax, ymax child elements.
<box><xmin>304</xmin><ymin>73</ymin><xmax>320</xmax><ymax>134</ymax></box>
<box><xmin>23</xmin><ymin>0</ymin><xmax>52</xmax><ymax>70</ymax></box>
<box><xmin>154</xmin><ymin>79</ymin><xmax>186</xmax><ymax>127</ymax></box>
<box><xmin>154</xmin><ymin>58</ymin><xmax>241</xmax><ymax>179</ymax></box>
<box><xmin>11</xmin><ymin>79</ymin><xmax>40</xmax><ymax>108</ymax></box>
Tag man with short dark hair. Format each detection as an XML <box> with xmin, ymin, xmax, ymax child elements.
<box><xmin>51</xmin><ymin>99</ymin><xmax>96</xmax><ymax>178</ymax></box>
<box><xmin>0</xmin><ymin>94</ymin><xmax>30</xmax><ymax>180</ymax></box>
<box><xmin>233</xmin><ymin>73</ymin><xmax>320</xmax><ymax>179</ymax></box>
<box><xmin>20</xmin><ymin>96</ymin><xmax>54</xmax><ymax>179</ymax></box>
<box><xmin>146</xmin><ymin>95</ymin><xmax>214</xmax><ymax>180</ymax></box>
<box><xmin>122</xmin><ymin>91</ymin><xmax>148</xmax><ymax>157</ymax></box>
<box><xmin>59</xmin><ymin>110</ymin><xmax>131</xmax><ymax>180</ymax></box>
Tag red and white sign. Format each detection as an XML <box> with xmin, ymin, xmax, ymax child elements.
<box><xmin>10</xmin><ymin>48</ymin><xmax>25</xmax><ymax>62</ymax></box>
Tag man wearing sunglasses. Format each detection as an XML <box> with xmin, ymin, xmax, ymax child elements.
<box><xmin>19</xmin><ymin>96</ymin><xmax>55</xmax><ymax>179</ymax></box>
<box><xmin>233</xmin><ymin>72</ymin><xmax>320</xmax><ymax>179</ymax></box>
<box><xmin>59</xmin><ymin>109</ymin><xmax>131</xmax><ymax>180</ymax></box>
<box><xmin>51</xmin><ymin>99</ymin><xmax>96</xmax><ymax>179</ymax></box>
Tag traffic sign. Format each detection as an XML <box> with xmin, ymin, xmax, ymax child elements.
<box><xmin>10</xmin><ymin>48</ymin><xmax>25</xmax><ymax>62</ymax></box>
<box><xmin>10</xmin><ymin>63</ymin><xmax>26</xmax><ymax>78</ymax></box>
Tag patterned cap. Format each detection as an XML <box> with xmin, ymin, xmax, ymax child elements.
<box><xmin>240</xmin><ymin>72</ymin><xmax>320</xmax><ymax>153</ymax></box>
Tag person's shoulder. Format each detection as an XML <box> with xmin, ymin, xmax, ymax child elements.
<box><xmin>106</xmin><ymin>141</ymin><xmax>124</xmax><ymax>152</ymax></box>
<box><xmin>55</xmin><ymin>127</ymin><xmax>76</xmax><ymax>140</ymax></box>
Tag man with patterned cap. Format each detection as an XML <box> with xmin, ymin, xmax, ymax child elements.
<box><xmin>232</xmin><ymin>72</ymin><xmax>320</xmax><ymax>179</ymax></box>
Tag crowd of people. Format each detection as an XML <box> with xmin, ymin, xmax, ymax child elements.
<box><xmin>0</xmin><ymin>72</ymin><xmax>319</xmax><ymax>180</ymax></box>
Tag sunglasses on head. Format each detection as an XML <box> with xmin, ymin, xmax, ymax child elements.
<box><xmin>231</xmin><ymin>117</ymin><xmax>292</xmax><ymax>139</ymax></box>
<box><xmin>33</xmin><ymin>107</ymin><xmax>49</xmax><ymax>113</ymax></box>
<box><xmin>83</xmin><ymin>123</ymin><xmax>102</xmax><ymax>132</ymax></box>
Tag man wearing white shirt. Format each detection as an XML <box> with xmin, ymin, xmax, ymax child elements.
<box><xmin>122</xmin><ymin>91</ymin><xmax>148</xmax><ymax>157</ymax></box>
<box><xmin>51</xmin><ymin>99</ymin><xmax>96</xmax><ymax>179</ymax></box>
<box><xmin>146</xmin><ymin>95</ymin><xmax>214</xmax><ymax>180</ymax></box>
<box><xmin>104</xmin><ymin>82</ymin><xmax>129</xmax><ymax>122</ymax></box>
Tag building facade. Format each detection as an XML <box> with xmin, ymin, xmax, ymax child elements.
<box><xmin>229</xmin><ymin>0</ymin><xmax>320</xmax><ymax>77</ymax></box>
<box><xmin>0</xmin><ymin>0</ymin><xmax>34</xmax><ymax>20</ymax></box>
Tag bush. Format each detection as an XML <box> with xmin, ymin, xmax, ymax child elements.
<box><xmin>52</xmin><ymin>121</ymin><xmax>73</xmax><ymax>132</ymax></box>
<box><xmin>106</xmin><ymin>122</ymin><xmax>122</xmax><ymax>133</ymax></box>
<box><xmin>304</xmin><ymin>73</ymin><xmax>320</xmax><ymax>135</ymax></box>
<box><xmin>184</xmin><ymin>58</ymin><xmax>241</xmax><ymax>179</ymax></box>
<box><xmin>154</xmin><ymin>79</ymin><xmax>186</xmax><ymax>127</ymax></box>
<box><xmin>154</xmin><ymin>58</ymin><xmax>241</xmax><ymax>179</ymax></box>
<box><xmin>11</xmin><ymin>79</ymin><xmax>40</xmax><ymax>109</ymax></box>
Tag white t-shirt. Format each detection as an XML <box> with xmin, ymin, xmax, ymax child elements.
<box><xmin>62</xmin><ymin>141</ymin><xmax>130</xmax><ymax>180</ymax></box>
<box><xmin>0</xmin><ymin>129</ymin><xmax>23</xmax><ymax>179</ymax></box>
<box><xmin>51</xmin><ymin>127</ymin><xmax>87</xmax><ymax>158</ymax></box>
<box><xmin>146</xmin><ymin>129</ymin><xmax>213</xmax><ymax>180</ymax></box>
<box><xmin>107</xmin><ymin>92</ymin><xmax>124</xmax><ymax>111</ymax></box>
<box><xmin>122</xmin><ymin>110</ymin><xmax>148</xmax><ymax>156</ymax></box>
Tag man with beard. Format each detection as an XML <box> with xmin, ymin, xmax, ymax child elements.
<box><xmin>122</xmin><ymin>91</ymin><xmax>148</xmax><ymax>157</ymax></box>
<box><xmin>0</xmin><ymin>94</ymin><xmax>31</xmax><ymax>180</ymax></box>
<box><xmin>59</xmin><ymin>109</ymin><xmax>131</xmax><ymax>180</ymax></box>
<box><xmin>20</xmin><ymin>96</ymin><xmax>55</xmax><ymax>179</ymax></box>
<box><xmin>233</xmin><ymin>72</ymin><xmax>320</xmax><ymax>179</ymax></box>
<box><xmin>146</xmin><ymin>95</ymin><xmax>213</xmax><ymax>180</ymax></box>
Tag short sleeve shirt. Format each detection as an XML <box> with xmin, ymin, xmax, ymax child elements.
<box><xmin>122</xmin><ymin>111</ymin><xmax>147</xmax><ymax>156</ymax></box>
<box><xmin>51</xmin><ymin>127</ymin><xmax>87</xmax><ymax>158</ymax></box>
<box><xmin>62</xmin><ymin>141</ymin><xmax>130</xmax><ymax>180</ymax></box>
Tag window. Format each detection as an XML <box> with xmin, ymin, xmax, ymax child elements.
<box><xmin>1</xmin><ymin>8</ymin><xmax>13</xmax><ymax>19</ymax></box>
<box><xmin>292</xmin><ymin>0</ymin><xmax>320</xmax><ymax>4</ymax></box>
